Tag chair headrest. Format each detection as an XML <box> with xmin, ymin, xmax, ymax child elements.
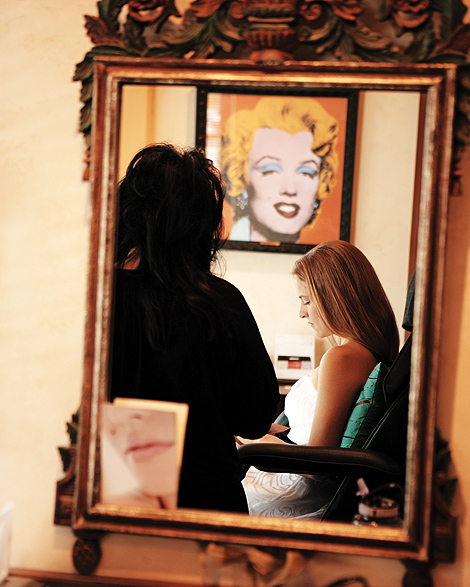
<box><xmin>382</xmin><ymin>334</ymin><xmax>412</xmax><ymax>404</ymax></box>
<box><xmin>402</xmin><ymin>271</ymin><xmax>415</xmax><ymax>332</ymax></box>
<box><xmin>380</xmin><ymin>272</ymin><xmax>414</xmax><ymax>404</ymax></box>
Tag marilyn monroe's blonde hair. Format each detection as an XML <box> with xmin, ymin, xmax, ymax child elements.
<box><xmin>220</xmin><ymin>96</ymin><xmax>339</xmax><ymax>224</ymax></box>
<box><xmin>293</xmin><ymin>240</ymin><xmax>399</xmax><ymax>366</ymax></box>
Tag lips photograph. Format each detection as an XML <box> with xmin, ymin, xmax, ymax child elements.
<box><xmin>125</xmin><ymin>440</ymin><xmax>175</xmax><ymax>464</ymax></box>
<box><xmin>99</xmin><ymin>400</ymin><xmax>188</xmax><ymax>510</ymax></box>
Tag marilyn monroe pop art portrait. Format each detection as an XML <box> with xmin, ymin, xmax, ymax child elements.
<box><xmin>202</xmin><ymin>93</ymin><xmax>357</xmax><ymax>253</ymax></box>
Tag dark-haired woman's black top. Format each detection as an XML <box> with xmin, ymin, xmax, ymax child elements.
<box><xmin>110</xmin><ymin>270</ymin><xmax>280</xmax><ymax>514</ymax></box>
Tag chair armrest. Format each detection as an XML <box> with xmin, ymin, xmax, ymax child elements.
<box><xmin>238</xmin><ymin>443</ymin><xmax>401</xmax><ymax>478</ymax></box>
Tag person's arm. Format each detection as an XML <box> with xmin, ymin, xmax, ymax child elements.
<box><xmin>308</xmin><ymin>344</ymin><xmax>376</xmax><ymax>447</ymax></box>
<box><xmin>235</xmin><ymin>431</ymin><xmax>286</xmax><ymax>446</ymax></box>
<box><xmin>216</xmin><ymin>281</ymin><xmax>280</xmax><ymax>439</ymax></box>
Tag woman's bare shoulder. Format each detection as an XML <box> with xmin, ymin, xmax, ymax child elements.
<box><xmin>322</xmin><ymin>340</ymin><xmax>373</xmax><ymax>361</ymax></box>
<box><xmin>319</xmin><ymin>341</ymin><xmax>377</xmax><ymax>380</ymax></box>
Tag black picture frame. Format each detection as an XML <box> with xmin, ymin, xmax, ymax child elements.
<box><xmin>196</xmin><ymin>87</ymin><xmax>358</xmax><ymax>254</ymax></box>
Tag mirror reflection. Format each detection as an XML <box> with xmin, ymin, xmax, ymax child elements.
<box><xmin>119</xmin><ymin>85</ymin><xmax>419</xmax><ymax>349</ymax></box>
<box><xmin>102</xmin><ymin>84</ymin><xmax>420</xmax><ymax>522</ymax></box>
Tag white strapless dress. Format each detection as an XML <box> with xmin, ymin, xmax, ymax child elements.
<box><xmin>242</xmin><ymin>375</ymin><xmax>339</xmax><ymax>518</ymax></box>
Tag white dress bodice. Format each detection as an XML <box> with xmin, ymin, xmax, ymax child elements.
<box><xmin>284</xmin><ymin>375</ymin><xmax>318</xmax><ymax>445</ymax></box>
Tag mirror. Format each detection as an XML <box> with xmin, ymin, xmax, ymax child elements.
<box><xmin>73</xmin><ymin>57</ymin><xmax>457</xmax><ymax>563</ymax></box>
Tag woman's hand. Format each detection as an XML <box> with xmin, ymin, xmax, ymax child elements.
<box><xmin>268</xmin><ymin>423</ymin><xmax>289</xmax><ymax>435</ymax></box>
<box><xmin>235</xmin><ymin>433</ymin><xmax>286</xmax><ymax>446</ymax></box>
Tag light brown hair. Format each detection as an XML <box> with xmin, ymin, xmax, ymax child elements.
<box><xmin>293</xmin><ymin>240</ymin><xmax>399</xmax><ymax>366</ymax></box>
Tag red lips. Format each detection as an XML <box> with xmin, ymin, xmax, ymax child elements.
<box><xmin>274</xmin><ymin>203</ymin><xmax>300</xmax><ymax>218</ymax></box>
<box><xmin>126</xmin><ymin>441</ymin><xmax>174</xmax><ymax>463</ymax></box>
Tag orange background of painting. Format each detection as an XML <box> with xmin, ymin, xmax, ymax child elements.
<box><xmin>215</xmin><ymin>93</ymin><xmax>349</xmax><ymax>245</ymax></box>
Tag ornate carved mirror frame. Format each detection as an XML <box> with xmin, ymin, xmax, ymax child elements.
<box><xmin>55</xmin><ymin>0</ymin><xmax>470</xmax><ymax>583</ymax></box>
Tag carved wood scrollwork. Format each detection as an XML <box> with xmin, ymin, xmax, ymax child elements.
<box><xmin>74</xmin><ymin>0</ymin><xmax>470</xmax><ymax>188</ymax></box>
<box><xmin>54</xmin><ymin>411</ymin><xmax>79</xmax><ymax>526</ymax></box>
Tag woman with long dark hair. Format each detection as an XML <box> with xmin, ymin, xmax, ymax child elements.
<box><xmin>111</xmin><ymin>143</ymin><xmax>279</xmax><ymax>513</ymax></box>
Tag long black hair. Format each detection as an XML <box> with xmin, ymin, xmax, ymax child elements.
<box><xmin>116</xmin><ymin>143</ymin><xmax>226</xmax><ymax>348</ymax></box>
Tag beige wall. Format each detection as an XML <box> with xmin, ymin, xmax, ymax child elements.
<box><xmin>1</xmin><ymin>1</ymin><xmax>470</xmax><ymax>586</ymax></box>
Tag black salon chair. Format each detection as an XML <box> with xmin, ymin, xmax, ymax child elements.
<box><xmin>238</xmin><ymin>273</ymin><xmax>415</xmax><ymax>522</ymax></box>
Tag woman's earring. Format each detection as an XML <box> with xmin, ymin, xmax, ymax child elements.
<box><xmin>237</xmin><ymin>190</ymin><xmax>249</xmax><ymax>211</ymax></box>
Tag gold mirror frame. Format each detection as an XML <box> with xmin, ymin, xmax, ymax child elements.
<box><xmin>71</xmin><ymin>57</ymin><xmax>458</xmax><ymax>573</ymax></box>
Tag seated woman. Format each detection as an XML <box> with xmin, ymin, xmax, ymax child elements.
<box><xmin>239</xmin><ymin>240</ymin><xmax>399</xmax><ymax>518</ymax></box>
